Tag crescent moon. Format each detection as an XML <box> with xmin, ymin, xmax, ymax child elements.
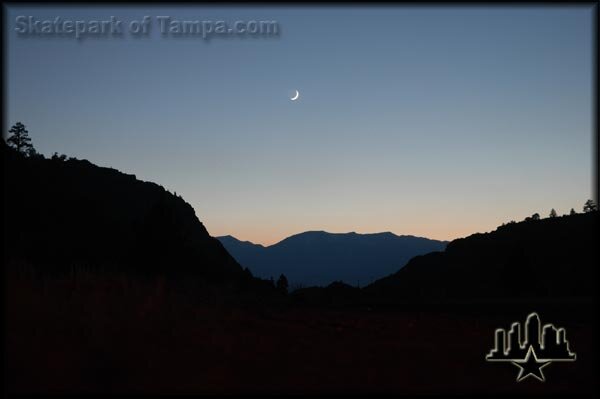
<box><xmin>290</xmin><ymin>90</ymin><xmax>300</xmax><ymax>101</ymax></box>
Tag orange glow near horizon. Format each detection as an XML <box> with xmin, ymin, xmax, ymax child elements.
<box><xmin>207</xmin><ymin>214</ymin><xmax>549</xmax><ymax>247</ymax></box>
<box><xmin>204</xmin><ymin>198</ymin><xmax>591</xmax><ymax>247</ymax></box>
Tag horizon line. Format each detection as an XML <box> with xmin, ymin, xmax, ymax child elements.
<box><xmin>216</xmin><ymin>229</ymin><xmax>460</xmax><ymax>248</ymax></box>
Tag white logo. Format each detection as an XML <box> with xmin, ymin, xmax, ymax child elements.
<box><xmin>486</xmin><ymin>312</ymin><xmax>576</xmax><ymax>382</ymax></box>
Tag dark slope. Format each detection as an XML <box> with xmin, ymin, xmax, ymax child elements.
<box><xmin>2</xmin><ymin>143</ymin><xmax>270</xmax><ymax>293</ymax></box>
<box><xmin>365</xmin><ymin>212</ymin><xmax>598</xmax><ymax>302</ymax></box>
<box><xmin>218</xmin><ymin>235</ymin><xmax>266</xmax><ymax>263</ymax></box>
<box><xmin>218</xmin><ymin>231</ymin><xmax>448</xmax><ymax>286</ymax></box>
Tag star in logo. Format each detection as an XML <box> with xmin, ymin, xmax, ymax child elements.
<box><xmin>512</xmin><ymin>346</ymin><xmax>550</xmax><ymax>382</ymax></box>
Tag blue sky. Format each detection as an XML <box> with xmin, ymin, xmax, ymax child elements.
<box><xmin>6</xmin><ymin>6</ymin><xmax>594</xmax><ymax>244</ymax></box>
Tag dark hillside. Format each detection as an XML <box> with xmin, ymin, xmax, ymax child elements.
<box><xmin>3</xmin><ymin>142</ymin><xmax>275</xmax><ymax>298</ymax></box>
<box><xmin>365</xmin><ymin>211</ymin><xmax>598</xmax><ymax>304</ymax></box>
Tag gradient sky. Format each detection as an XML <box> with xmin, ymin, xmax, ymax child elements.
<box><xmin>6</xmin><ymin>6</ymin><xmax>595</xmax><ymax>245</ymax></box>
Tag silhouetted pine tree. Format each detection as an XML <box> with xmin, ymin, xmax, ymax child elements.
<box><xmin>7</xmin><ymin>122</ymin><xmax>33</xmax><ymax>154</ymax></box>
<box><xmin>583</xmin><ymin>199</ymin><xmax>597</xmax><ymax>213</ymax></box>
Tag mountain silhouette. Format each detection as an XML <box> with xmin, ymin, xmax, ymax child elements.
<box><xmin>218</xmin><ymin>231</ymin><xmax>448</xmax><ymax>286</ymax></box>
<box><xmin>365</xmin><ymin>211</ymin><xmax>598</xmax><ymax>303</ymax></box>
<box><xmin>2</xmin><ymin>141</ymin><xmax>278</xmax><ymax>299</ymax></box>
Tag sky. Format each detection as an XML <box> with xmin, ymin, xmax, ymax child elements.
<box><xmin>5</xmin><ymin>6</ymin><xmax>595</xmax><ymax>245</ymax></box>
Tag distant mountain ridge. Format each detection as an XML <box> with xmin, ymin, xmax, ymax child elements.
<box><xmin>218</xmin><ymin>231</ymin><xmax>448</xmax><ymax>286</ymax></box>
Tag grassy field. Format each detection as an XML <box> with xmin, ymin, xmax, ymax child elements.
<box><xmin>5</xmin><ymin>272</ymin><xmax>596</xmax><ymax>395</ymax></box>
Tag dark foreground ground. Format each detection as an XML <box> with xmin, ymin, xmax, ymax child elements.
<box><xmin>5</xmin><ymin>273</ymin><xmax>597</xmax><ymax>396</ymax></box>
